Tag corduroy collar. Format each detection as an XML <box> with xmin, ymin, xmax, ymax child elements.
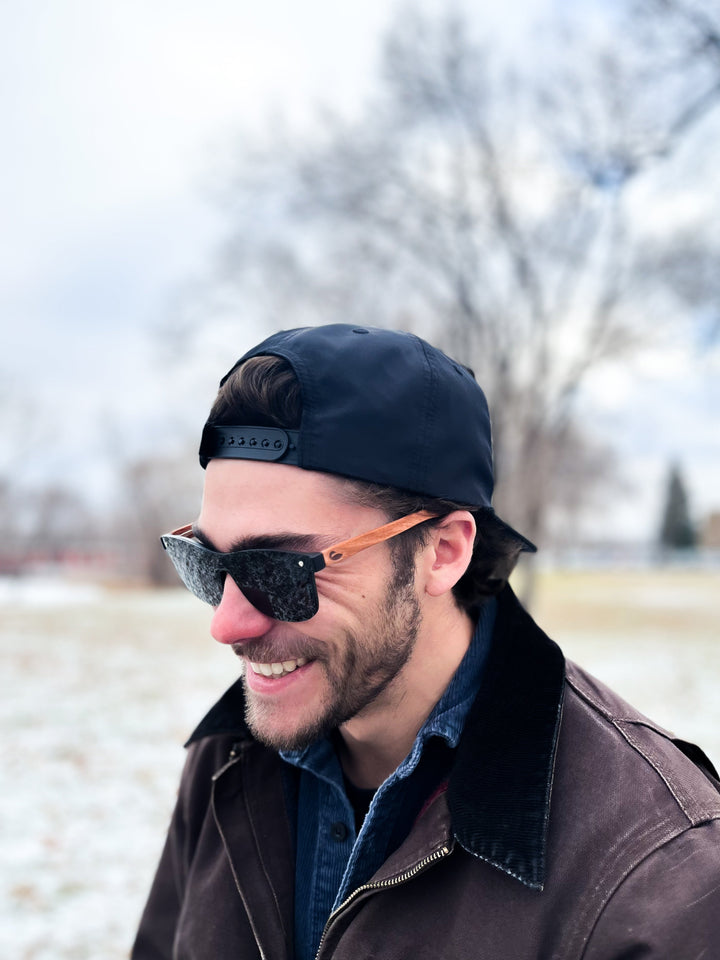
<box><xmin>186</xmin><ymin>586</ymin><xmax>566</xmax><ymax>891</ymax></box>
<box><xmin>448</xmin><ymin>587</ymin><xmax>565</xmax><ymax>890</ymax></box>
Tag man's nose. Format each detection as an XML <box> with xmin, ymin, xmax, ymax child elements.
<box><xmin>210</xmin><ymin>575</ymin><xmax>275</xmax><ymax>645</ymax></box>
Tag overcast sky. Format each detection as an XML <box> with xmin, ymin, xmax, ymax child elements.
<box><xmin>1</xmin><ymin>0</ymin><xmax>718</xmax><ymax>543</ymax></box>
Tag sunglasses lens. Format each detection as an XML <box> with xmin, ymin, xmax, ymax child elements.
<box><xmin>225</xmin><ymin>551</ymin><xmax>319</xmax><ymax>622</ymax></box>
<box><xmin>161</xmin><ymin>536</ymin><xmax>319</xmax><ymax>622</ymax></box>
<box><xmin>161</xmin><ymin>535</ymin><xmax>224</xmax><ymax>606</ymax></box>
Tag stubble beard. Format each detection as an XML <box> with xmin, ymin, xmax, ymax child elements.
<box><xmin>241</xmin><ymin>575</ymin><xmax>422</xmax><ymax>753</ymax></box>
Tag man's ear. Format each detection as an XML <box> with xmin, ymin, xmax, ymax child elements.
<box><xmin>421</xmin><ymin>511</ymin><xmax>476</xmax><ymax>598</ymax></box>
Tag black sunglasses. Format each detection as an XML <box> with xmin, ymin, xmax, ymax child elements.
<box><xmin>160</xmin><ymin>510</ymin><xmax>437</xmax><ymax>622</ymax></box>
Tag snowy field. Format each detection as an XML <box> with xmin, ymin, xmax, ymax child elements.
<box><xmin>1</xmin><ymin>569</ymin><xmax>719</xmax><ymax>958</ymax></box>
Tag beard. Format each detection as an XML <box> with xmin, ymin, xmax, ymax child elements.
<box><xmin>240</xmin><ymin>568</ymin><xmax>422</xmax><ymax>752</ymax></box>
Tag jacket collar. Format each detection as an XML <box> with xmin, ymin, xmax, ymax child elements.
<box><xmin>448</xmin><ymin>586</ymin><xmax>565</xmax><ymax>890</ymax></box>
<box><xmin>186</xmin><ymin>586</ymin><xmax>565</xmax><ymax>891</ymax></box>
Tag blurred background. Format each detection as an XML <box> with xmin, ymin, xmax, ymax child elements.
<box><xmin>1</xmin><ymin>1</ymin><xmax>719</xmax><ymax>957</ymax></box>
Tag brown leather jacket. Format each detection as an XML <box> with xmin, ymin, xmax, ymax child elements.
<box><xmin>132</xmin><ymin>589</ymin><xmax>720</xmax><ymax>959</ymax></box>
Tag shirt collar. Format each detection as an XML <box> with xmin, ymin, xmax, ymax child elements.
<box><xmin>391</xmin><ymin>597</ymin><xmax>495</xmax><ymax>779</ymax></box>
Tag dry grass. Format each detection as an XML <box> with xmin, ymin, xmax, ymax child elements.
<box><xmin>527</xmin><ymin>567</ymin><xmax>720</xmax><ymax>765</ymax></box>
<box><xmin>532</xmin><ymin>567</ymin><xmax>720</xmax><ymax>638</ymax></box>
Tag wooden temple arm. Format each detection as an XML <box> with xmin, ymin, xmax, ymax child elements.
<box><xmin>321</xmin><ymin>510</ymin><xmax>438</xmax><ymax>565</ymax></box>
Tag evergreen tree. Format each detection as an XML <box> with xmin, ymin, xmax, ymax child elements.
<box><xmin>659</xmin><ymin>463</ymin><xmax>696</xmax><ymax>550</ymax></box>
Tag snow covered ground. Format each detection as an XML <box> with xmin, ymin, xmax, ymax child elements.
<box><xmin>1</xmin><ymin>583</ymin><xmax>237</xmax><ymax>959</ymax></box>
<box><xmin>1</xmin><ymin>571</ymin><xmax>718</xmax><ymax>958</ymax></box>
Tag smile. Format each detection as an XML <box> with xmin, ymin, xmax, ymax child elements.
<box><xmin>248</xmin><ymin>657</ymin><xmax>309</xmax><ymax>678</ymax></box>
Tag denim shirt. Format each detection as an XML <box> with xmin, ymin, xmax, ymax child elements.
<box><xmin>281</xmin><ymin>598</ymin><xmax>496</xmax><ymax>960</ymax></box>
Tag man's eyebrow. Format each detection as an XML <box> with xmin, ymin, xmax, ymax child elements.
<box><xmin>191</xmin><ymin>525</ymin><xmax>327</xmax><ymax>554</ymax></box>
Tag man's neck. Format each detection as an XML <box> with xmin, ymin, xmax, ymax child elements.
<box><xmin>337</xmin><ymin>603</ymin><xmax>475</xmax><ymax>789</ymax></box>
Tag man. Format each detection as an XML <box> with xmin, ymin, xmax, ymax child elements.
<box><xmin>133</xmin><ymin>324</ymin><xmax>720</xmax><ymax>959</ymax></box>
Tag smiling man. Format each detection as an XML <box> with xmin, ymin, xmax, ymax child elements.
<box><xmin>199</xmin><ymin>462</ymin><xmax>441</xmax><ymax>768</ymax></box>
<box><xmin>133</xmin><ymin>324</ymin><xmax>720</xmax><ymax>960</ymax></box>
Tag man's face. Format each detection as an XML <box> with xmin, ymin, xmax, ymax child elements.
<box><xmin>196</xmin><ymin>459</ymin><xmax>423</xmax><ymax>751</ymax></box>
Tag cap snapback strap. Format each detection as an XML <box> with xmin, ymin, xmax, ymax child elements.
<box><xmin>199</xmin><ymin>425</ymin><xmax>300</xmax><ymax>468</ymax></box>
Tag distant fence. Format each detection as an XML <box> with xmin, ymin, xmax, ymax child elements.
<box><xmin>0</xmin><ymin>537</ymin><xmax>164</xmax><ymax>583</ymax></box>
<box><xmin>539</xmin><ymin>544</ymin><xmax>720</xmax><ymax>571</ymax></box>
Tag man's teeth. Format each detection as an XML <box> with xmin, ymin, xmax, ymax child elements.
<box><xmin>249</xmin><ymin>657</ymin><xmax>308</xmax><ymax>678</ymax></box>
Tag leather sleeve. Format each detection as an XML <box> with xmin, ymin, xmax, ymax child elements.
<box><xmin>583</xmin><ymin>820</ymin><xmax>720</xmax><ymax>958</ymax></box>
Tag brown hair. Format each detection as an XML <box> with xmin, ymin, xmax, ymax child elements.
<box><xmin>207</xmin><ymin>356</ymin><xmax>521</xmax><ymax>613</ymax></box>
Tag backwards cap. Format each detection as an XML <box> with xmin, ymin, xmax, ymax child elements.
<box><xmin>200</xmin><ymin>324</ymin><xmax>535</xmax><ymax>552</ymax></box>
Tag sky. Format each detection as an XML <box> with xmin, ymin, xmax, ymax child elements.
<box><xmin>1</xmin><ymin>0</ymin><xmax>718</xmax><ymax>544</ymax></box>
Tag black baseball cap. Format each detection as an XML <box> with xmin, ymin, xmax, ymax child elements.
<box><xmin>199</xmin><ymin>324</ymin><xmax>535</xmax><ymax>552</ymax></box>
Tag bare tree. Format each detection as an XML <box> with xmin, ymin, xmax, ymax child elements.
<box><xmin>203</xmin><ymin>10</ymin><xmax>647</xmax><ymax>547</ymax></box>
<box><xmin>171</xmin><ymin>4</ymin><xmax>720</xmax><ymax>550</ymax></box>
<box><xmin>632</xmin><ymin>0</ymin><xmax>720</xmax><ymax>154</ymax></box>
<box><xmin>116</xmin><ymin>449</ymin><xmax>203</xmax><ymax>585</ymax></box>
<box><xmin>611</xmin><ymin>0</ymin><xmax>720</xmax><ymax>342</ymax></box>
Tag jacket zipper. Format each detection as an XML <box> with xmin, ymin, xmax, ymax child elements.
<box><xmin>314</xmin><ymin>844</ymin><xmax>451</xmax><ymax>960</ymax></box>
